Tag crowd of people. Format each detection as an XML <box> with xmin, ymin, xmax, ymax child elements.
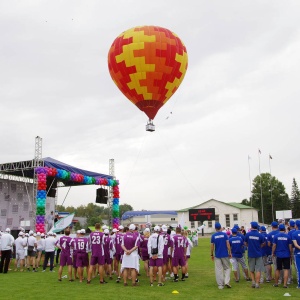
<box><xmin>0</xmin><ymin>223</ymin><xmax>195</xmax><ymax>287</ymax></box>
<box><xmin>211</xmin><ymin>219</ymin><xmax>300</xmax><ymax>290</ymax></box>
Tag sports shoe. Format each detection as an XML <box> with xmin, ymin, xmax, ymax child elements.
<box><xmin>255</xmin><ymin>284</ymin><xmax>260</xmax><ymax>289</ymax></box>
<box><xmin>235</xmin><ymin>280</ymin><xmax>239</xmax><ymax>283</ymax></box>
<box><xmin>170</xmin><ymin>273</ymin><xmax>174</xmax><ymax>278</ymax></box>
<box><xmin>150</xmin><ymin>282</ymin><xmax>153</xmax><ymax>287</ymax></box>
<box><xmin>124</xmin><ymin>283</ymin><xmax>128</xmax><ymax>286</ymax></box>
<box><xmin>273</xmin><ymin>284</ymin><xmax>278</xmax><ymax>287</ymax></box>
<box><xmin>116</xmin><ymin>277</ymin><xmax>120</xmax><ymax>283</ymax></box>
<box><xmin>218</xmin><ymin>286</ymin><xmax>224</xmax><ymax>289</ymax></box>
<box><xmin>42</xmin><ymin>270</ymin><xmax>46</xmax><ymax>272</ymax></box>
<box><xmin>225</xmin><ymin>284</ymin><xmax>231</xmax><ymax>288</ymax></box>
<box><xmin>100</xmin><ymin>281</ymin><xmax>108</xmax><ymax>284</ymax></box>
<box><xmin>49</xmin><ymin>270</ymin><xmax>55</xmax><ymax>272</ymax></box>
<box><xmin>185</xmin><ymin>273</ymin><xmax>189</xmax><ymax>278</ymax></box>
<box><xmin>135</xmin><ymin>278</ymin><xmax>139</xmax><ymax>283</ymax></box>
<box><xmin>246</xmin><ymin>278</ymin><xmax>251</xmax><ymax>281</ymax></box>
<box><xmin>173</xmin><ymin>278</ymin><xmax>178</xmax><ymax>282</ymax></box>
<box><xmin>87</xmin><ymin>280</ymin><xmax>91</xmax><ymax>284</ymax></box>
<box><xmin>252</xmin><ymin>283</ymin><xmax>256</xmax><ymax>288</ymax></box>
<box><xmin>58</xmin><ymin>279</ymin><xmax>62</xmax><ymax>282</ymax></box>
<box><xmin>181</xmin><ymin>278</ymin><xmax>185</xmax><ymax>281</ymax></box>
<box><xmin>157</xmin><ymin>283</ymin><xmax>165</xmax><ymax>286</ymax></box>
<box><xmin>283</xmin><ymin>286</ymin><xmax>288</xmax><ymax>288</ymax></box>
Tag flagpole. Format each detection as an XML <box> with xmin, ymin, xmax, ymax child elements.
<box><xmin>248</xmin><ymin>155</ymin><xmax>253</xmax><ymax>221</ymax></box>
<box><xmin>269</xmin><ymin>154</ymin><xmax>274</xmax><ymax>220</ymax></box>
<box><xmin>258</xmin><ymin>149</ymin><xmax>264</xmax><ymax>224</ymax></box>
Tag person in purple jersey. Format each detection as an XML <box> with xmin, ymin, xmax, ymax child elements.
<box><xmin>121</xmin><ymin>224</ymin><xmax>140</xmax><ymax>286</ymax></box>
<box><xmin>114</xmin><ymin>225</ymin><xmax>124</xmax><ymax>283</ymax></box>
<box><xmin>103</xmin><ymin>228</ymin><xmax>114</xmax><ymax>280</ymax></box>
<box><xmin>56</xmin><ymin>228</ymin><xmax>74</xmax><ymax>282</ymax></box>
<box><xmin>170</xmin><ymin>227</ymin><xmax>187</xmax><ymax>282</ymax></box>
<box><xmin>211</xmin><ymin>222</ymin><xmax>232</xmax><ymax>289</ymax></box>
<box><xmin>71</xmin><ymin>229</ymin><xmax>89</xmax><ymax>283</ymax></box>
<box><xmin>87</xmin><ymin>223</ymin><xmax>105</xmax><ymax>284</ymax></box>
<box><xmin>139</xmin><ymin>228</ymin><xmax>150</xmax><ymax>277</ymax></box>
<box><xmin>272</xmin><ymin>224</ymin><xmax>292</xmax><ymax>288</ymax></box>
<box><xmin>148</xmin><ymin>226</ymin><xmax>165</xmax><ymax>286</ymax></box>
<box><xmin>72</xmin><ymin>230</ymin><xmax>80</xmax><ymax>280</ymax></box>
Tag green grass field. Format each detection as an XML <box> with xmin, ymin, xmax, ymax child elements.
<box><xmin>1</xmin><ymin>238</ymin><xmax>299</xmax><ymax>300</ymax></box>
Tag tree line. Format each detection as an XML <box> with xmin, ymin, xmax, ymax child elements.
<box><xmin>241</xmin><ymin>173</ymin><xmax>300</xmax><ymax>224</ymax></box>
<box><xmin>55</xmin><ymin>203</ymin><xmax>133</xmax><ymax>228</ymax></box>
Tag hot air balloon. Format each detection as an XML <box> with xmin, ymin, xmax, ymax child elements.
<box><xmin>108</xmin><ymin>25</ymin><xmax>188</xmax><ymax>131</ymax></box>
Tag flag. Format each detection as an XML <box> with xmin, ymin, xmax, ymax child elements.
<box><xmin>258</xmin><ymin>149</ymin><xmax>261</xmax><ymax>154</ymax></box>
<box><xmin>49</xmin><ymin>213</ymin><xmax>75</xmax><ymax>233</ymax></box>
<box><xmin>269</xmin><ymin>154</ymin><xmax>273</xmax><ymax>159</ymax></box>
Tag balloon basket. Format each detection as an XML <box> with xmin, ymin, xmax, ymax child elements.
<box><xmin>146</xmin><ymin>120</ymin><xmax>155</xmax><ymax>132</ymax></box>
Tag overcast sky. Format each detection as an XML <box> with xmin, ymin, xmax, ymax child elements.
<box><xmin>1</xmin><ymin>0</ymin><xmax>300</xmax><ymax>212</ymax></box>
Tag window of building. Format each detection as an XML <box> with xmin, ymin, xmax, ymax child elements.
<box><xmin>197</xmin><ymin>221</ymin><xmax>202</xmax><ymax>227</ymax></box>
<box><xmin>208</xmin><ymin>221</ymin><xmax>212</xmax><ymax>228</ymax></box>
<box><xmin>23</xmin><ymin>202</ymin><xmax>29</xmax><ymax>211</ymax></box>
<box><xmin>215</xmin><ymin>214</ymin><xmax>219</xmax><ymax>222</ymax></box>
<box><xmin>1</xmin><ymin>209</ymin><xmax>7</xmax><ymax>217</ymax></box>
<box><xmin>233</xmin><ymin>214</ymin><xmax>238</xmax><ymax>221</ymax></box>
<box><xmin>10</xmin><ymin>183</ymin><xmax>16</xmax><ymax>192</ymax></box>
<box><xmin>7</xmin><ymin>218</ymin><xmax>13</xmax><ymax>226</ymax></box>
<box><xmin>225</xmin><ymin>214</ymin><xmax>230</xmax><ymax>227</ymax></box>
<box><xmin>0</xmin><ymin>182</ymin><xmax>3</xmax><ymax>191</ymax></box>
<box><xmin>191</xmin><ymin>221</ymin><xmax>195</xmax><ymax>228</ymax></box>
<box><xmin>17</xmin><ymin>193</ymin><xmax>23</xmax><ymax>201</ymax></box>
<box><xmin>12</xmin><ymin>205</ymin><xmax>18</xmax><ymax>213</ymax></box>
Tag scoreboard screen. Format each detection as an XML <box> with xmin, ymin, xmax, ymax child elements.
<box><xmin>188</xmin><ymin>208</ymin><xmax>215</xmax><ymax>222</ymax></box>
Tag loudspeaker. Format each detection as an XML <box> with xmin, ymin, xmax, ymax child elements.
<box><xmin>96</xmin><ymin>188</ymin><xmax>108</xmax><ymax>204</ymax></box>
<box><xmin>47</xmin><ymin>177</ymin><xmax>57</xmax><ymax>198</ymax></box>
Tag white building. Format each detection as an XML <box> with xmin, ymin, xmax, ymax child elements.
<box><xmin>177</xmin><ymin>199</ymin><xmax>258</xmax><ymax>234</ymax></box>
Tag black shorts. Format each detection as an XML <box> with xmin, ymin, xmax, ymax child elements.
<box><xmin>276</xmin><ymin>257</ymin><xmax>290</xmax><ymax>270</ymax></box>
<box><xmin>28</xmin><ymin>250</ymin><xmax>36</xmax><ymax>257</ymax></box>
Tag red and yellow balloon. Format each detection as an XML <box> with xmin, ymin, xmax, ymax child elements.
<box><xmin>108</xmin><ymin>25</ymin><xmax>188</xmax><ymax>121</ymax></box>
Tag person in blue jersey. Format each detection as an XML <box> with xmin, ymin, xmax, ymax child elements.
<box><xmin>244</xmin><ymin>221</ymin><xmax>265</xmax><ymax>288</ymax></box>
<box><xmin>267</xmin><ymin>221</ymin><xmax>280</xmax><ymax>279</ymax></box>
<box><xmin>260</xmin><ymin>226</ymin><xmax>272</xmax><ymax>283</ymax></box>
<box><xmin>287</xmin><ymin>220</ymin><xmax>296</xmax><ymax>284</ymax></box>
<box><xmin>211</xmin><ymin>222</ymin><xmax>232</xmax><ymax>289</ymax></box>
<box><xmin>292</xmin><ymin>220</ymin><xmax>300</xmax><ymax>289</ymax></box>
<box><xmin>272</xmin><ymin>224</ymin><xmax>292</xmax><ymax>288</ymax></box>
<box><xmin>229</xmin><ymin>227</ymin><xmax>250</xmax><ymax>282</ymax></box>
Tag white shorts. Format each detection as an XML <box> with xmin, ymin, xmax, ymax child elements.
<box><xmin>16</xmin><ymin>250</ymin><xmax>25</xmax><ymax>260</ymax></box>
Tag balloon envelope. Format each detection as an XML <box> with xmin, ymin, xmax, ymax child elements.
<box><xmin>108</xmin><ymin>25</ymin><xmax>188</xmax><ymax>120</ymax></box>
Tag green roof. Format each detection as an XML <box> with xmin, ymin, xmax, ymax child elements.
<box><xmin>177</xmin><ymin>199</ymin><xmax>256</xmax><ymax>212</ymax></box>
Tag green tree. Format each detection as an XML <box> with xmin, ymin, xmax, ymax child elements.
<box><xmin>291</xmin><ymin>178</ymin><xmax>300</xmax><ymax>218</ymax></box>
<box><xmin>119</xmin><ymin>203</ymin><xmax>133</xmax><ymax>219</ymax></box>
<box><xmin>241</xmin><ymin>198</ymin><xmax>250</xmax><ymax>206</ymax></box>
<box><xmin>74</xmin><ymin>221</ymin><xmax>81</xmax><ymax>231</ymax></box>
<box><xmin>250</xmin><ymin>173</ymin><xmax>290</xmax><ymax>224</ymax></box>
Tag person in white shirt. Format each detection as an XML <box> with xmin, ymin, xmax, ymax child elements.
<box><xmin>14</xmin><ymin>232</ymin><xmax>27</xmax><ymax>272</ymax></box>
<box><xmin>42</xmin><ymin>232</ymin><xmax>57</xmax><ymax>272</ymax></box>
<box><xmin>27</xmin><ymin>230</ymin><xmax>38</xmax><ymax>272</ymax></box>
<box><xmin>148</xmin><ymin>226</ymin><xmax>165</xmax><ymax>286</ymax></box>
<box><xmin>0</xmin><ymin>228</ymin><xmax>15</xmax><ymax>273</ymax></box>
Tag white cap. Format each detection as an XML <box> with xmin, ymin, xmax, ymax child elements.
<box><xmin>53</xmin><ymin>232</ymin><xmax>56</xmax><ymax>236</ymax></box>
<box><xmin>118</xmin><ymin>225</ymin><xmax>124</xmax><ymax>230</ymax></box>
<box><xmin>77</xmin><ymin>230</ymin><xmax>81</xmax><ymax>234</ymax></box>
<box><xmin>112</xmin><ymin>228</ymin><xmax>118</xmax><ymax>233</ymax></box>
<box><xmin>25</xmin><ymin>233</ymin><xmax>29</xmax><ymax>237</ymax></box>
<box><xmin>36</xmin><ymin>232</ymin><xmax>41</xmax><ymax>236</ymax></box>
<box><xmin>129</xmin><ymin>224</ymin><xmax>136</xmax><ymax>230</ymax></box>
<box><xmin>104</xmin><ymin>229</ymin><xmax>109</xmax><ymax>234</ymax></box>
<box><xmin>154</xmin><ymin>225</ymin><xmax>160</xmax><ymax>232</ymax></box>
<box><xmin>80</xmin><ymin>229</ymin><xmax>86</xmax><ymax>234</ymax></box>
<box><xmin>48</xmin><ymin>232</ymin><xmax>53</xmax><ymax>236</ymax></box>
<box><xmin>102</xmin><ymin>225</ymin><xmax>108</xmax><ymax>230</ymax></box>
<box><xmin>144</xmin><ymin>228</ymin><xmax>150</xmax><ymax>233</ymax></box>
<box><xmin>41</xmin><ymin>233</ymin><xmax>45</xmax><ymax>237</ymax></box>
<box><xmin>161</xmin><ymin>225</ymin><xmax>168</xmax><ymax>232</ymax></box>
<box><xmin>18</xmin><ymin>232</ymin><xmax>24</xmax><ymax>236</ymax></box>
<box><xmin>29</xmin><ymin>230</ymin><xmax>34</xmax><ymax>235</ymax></box>
<box><xmin>5</xmin><ymin>228</ymin><xmax>10</xmax><ymax>232</ymax></box>
<box><xmin>33</xmin><ymin>233</ymin><xmax>37</xmax><ymax>237</ymax></box>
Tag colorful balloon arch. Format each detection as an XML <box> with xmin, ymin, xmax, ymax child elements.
<box><xmin>34</xmin><ymin>167</ymin><xmax>120</xmax><ymax>233</ymax></box>
<box><xmin>108</xmin><ymin>25</ymin><xmax>188</xmax><ymax>121</ymax></box>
